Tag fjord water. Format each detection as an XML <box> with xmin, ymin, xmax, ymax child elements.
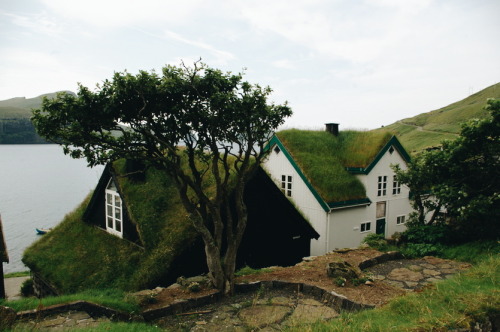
<box><xmin>0</xmin><ymin>145</ymin><xmax>104</xmax><ymax>273</ymax></box>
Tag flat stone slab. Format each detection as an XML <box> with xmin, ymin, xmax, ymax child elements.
<box><xmin>285</xmin><ymin>303</ymin><xmax>339</xmax><ymax>325</ymax></box>
<box><xmin>387</xmin><ymin>268</ymin><xmax>424</xmax><ymax>282</ymax></box>
<box><xmin>239</xmin><ymin>305</ymin><xmax>291</xmax><ymax>328</ymax></box>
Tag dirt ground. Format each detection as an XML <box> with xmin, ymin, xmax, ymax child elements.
<box><xmin>145</xmin><ymin>248</ymin><xmax>407</xmax><ymax>311</ymax></box>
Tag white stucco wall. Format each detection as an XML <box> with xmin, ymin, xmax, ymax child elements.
<box><xmin>264</xmin><ymin>140</ymin><xmax>414</xmax><ymax>255</ymax></box>
<box><xmin>263</xmin><ymin>145</ymin><xmax>328</xmax><ymax>255</ymax></box>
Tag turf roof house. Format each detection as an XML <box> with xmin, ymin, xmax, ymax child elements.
<box><xmin>23</xmin><ymin>159</ymin><xmax>318</xmax><ymax>296</ymax></box>
<box><xmin>263</xmin><ymin>124</ymin><xmax>412</xmax><ymax>255</ymax></box>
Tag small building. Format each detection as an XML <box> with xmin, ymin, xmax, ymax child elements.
<box><xmin>0</xmin><ymin>214</ymin><xmax>9</xmax><ymax>299</ymax></box>
<box><xmin>23</xmin><ymin>159</ymin><xmax>318</xmax><ymax>295</ymax></box>
<box><xmin>263</xmin><ymin>124</ymin><xmax>413</xmax><ymax>255</ymax></box>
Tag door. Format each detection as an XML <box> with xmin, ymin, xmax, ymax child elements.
<box><xmin>376</xmin><ymin>218</ymin><xmax>386</xmax><ymax>236</ymax></box>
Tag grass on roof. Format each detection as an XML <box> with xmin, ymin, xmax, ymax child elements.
<box><xmin>276</xmin><ymin>129</ymin><xmax>392</xmax><ymax>202</ymax></box>
<box><xmin>23</xmin><ymin>159</ymin><xmax>201</xmax><ymax>293</ymax></box>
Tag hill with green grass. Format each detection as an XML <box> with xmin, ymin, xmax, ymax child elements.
<box><xmin>0</xmin><ymin>92</ymin><xmax>72</xmax><ymax>144</ymax></box>
<box><xmin>376</xmin><ymin>83</ymin><xmax>500</xmax><ymax>153</ymax></box>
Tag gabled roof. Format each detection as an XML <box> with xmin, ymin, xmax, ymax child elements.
<box><xmin>267</xmin><ymin>129</ymin><xmax>410</xmax><ymax>212</ymax></box>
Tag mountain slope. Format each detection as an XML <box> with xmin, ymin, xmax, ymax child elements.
<box><xmin>0</xmin><ymin>92</ymin><xmax>72</xmax><ymax>143</ymax></box>
<box><xmin>376</xmin><ymin>82</ymin><xmax>500</xmax><ymax>153</ymax></box>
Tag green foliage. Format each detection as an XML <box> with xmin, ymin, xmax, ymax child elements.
<box><xmin>31</xmin><ymin>61</ymin><xmax>292</xmax><ymax>293</ymax></box>
<box><xmin>19</xmin><ymin>278</ymin><xmax>34</xmax><ymax>297</ymax></box>
<box><xmin>361</xmin><ymin>233</ymin><xmax>388</xmax><ymax>250</ymax></box>
<box><xmin>4</xmin><ymin>271</ymin><xmax>30</xmax><ymax>278</ymax></box>
<box><xmin>234</xmin><ymin>265</ymin><xmax>272</xmax><ymax>276</ymax></box>
<box><xmin>277</xmin><ymin>129</ymin><xmax>392</xmax><ymax>202</ymax></box>
<box><xmin>400</xmin><ymin>243</ymin><xmax>444</xmax><ymax>258</ymax></box>
<box><xmin>394</xmin><ymin>98</ymin><xmax>500</xmax><ymax>242</ymax></box>
<box><xmin>400</xmin><ymin>222</ymin><xmax>450</xmax><ymax>244</ymax></box>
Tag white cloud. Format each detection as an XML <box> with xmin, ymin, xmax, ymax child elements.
<box><xmin>40</xmin><ymin>0</ymin><xmax>206</xmax><ymax>28</ymax></box>
<box><xmin>164</xmin><ymin>30</ymin><xmax>235</xmax><ymax>65</ymax></box>
<box><xmin>2</xmin><ymin>11</ymin><xmax>63</xmax><ymax>37</ymax></box>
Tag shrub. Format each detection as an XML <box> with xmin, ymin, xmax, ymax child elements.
<box><xmin>401</xmin><ymin>243</ymin><xmax>444</xmax><ymax>258</ymax></box>
<box><xmin>20</xmin><ymin>278</ymin><xmax>34</xmax><ymax>297</ymax></box>
<box><xmin>362</xmin><ymin>233</ymin><xmax>388</xmax><ymax>250</ymax></box>
<box><xmin>400</xmin><ymin>222</ymin><xmax>450</xmax><ymax>245</ymax></box>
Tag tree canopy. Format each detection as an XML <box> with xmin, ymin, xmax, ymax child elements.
<box><xmin>32</xmin><ymin>62</ymin><xmax>292</xmax><ymax>294</ymax></box>
<box><xmin>394</xmin><ymin>98</ymin><xmax>500</xmax><ymax>241</ymax></box>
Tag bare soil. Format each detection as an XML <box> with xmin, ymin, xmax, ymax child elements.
<box><xmin>146</xmin><ymin>248</ymin><xmax>407</xmax><ymax>311</ymax></box>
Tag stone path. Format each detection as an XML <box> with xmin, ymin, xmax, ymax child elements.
<box><xmin>365</xmin><ymin>256</ymin><xmax>471</xmax><ymax>290</ymax></box>
<box><xmin>4</xmin><ymin>276</ymin><xmax>29</xmax><ymax>300</ymax></box>
<box><xmin>14</xmin><ymin>310</ymin><xmax>111</xmax><ymax>330</ymax></box>
<box><xmin>155</xmin><ymin>289</ymin><xmax>340</xmax><ymax>331</ymax></box>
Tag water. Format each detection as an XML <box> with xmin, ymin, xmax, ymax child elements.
<box><xmin>0</xmin><ymin>145</ymin><xmax>104</xmax><ymax>273</ymax></box>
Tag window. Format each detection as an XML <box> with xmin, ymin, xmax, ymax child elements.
<box><xmin>377</xmin><ymin>176</ymin><xmax>387</xmax><ymax>196</ymax></box>
<box><xmin>360</xmin><ymin>222</ymin><xmax>371</xmax><ymax>232</ymax></box>
<box><xmin>281</xmin><ymin>175</ymin><xmax>292</xmax><ymax>197</ymax></box>
<box><xmin>392</xmin><ymin>175</ymin><xmax>401</xmax><ymax>195</ymax></box>
<box><xmin>396</xmin><ymin>215</ymin><xmax>406</xmax><ymax>225</ymax></box>
<box><xmin>376</xmin><ymin>201</ymin><xmax>386</xmax><ymax>219</ymax></box>
<box><xmin>105</xmin><ymin>179</ymin><xmax>123</xmax><ymax>238</ymax></box>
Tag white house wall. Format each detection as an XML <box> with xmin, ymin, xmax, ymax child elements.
<box><xmin>362</xmin><ymin>146</ymin><xmax>411</xmax><ymax>237</ymax></box>
<box><xmin>264</xmin><ymin>140</ymin><xmax>414</xmax><ymax>255</ymax></box>
<box><xmin>326</xmin><ymin>144</ymin><xmax>412</xmax><ymax>250</ymax></box>
<box><xmin>263</xmin><ymin>147</ymin><xmax>328</xmax><ymax>255</ymax></box>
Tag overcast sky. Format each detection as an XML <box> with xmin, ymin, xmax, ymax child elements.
<box><xmin>1</xmin><ymin>0</ymin><xmax>499</xmax><ymax>129</ymax></box>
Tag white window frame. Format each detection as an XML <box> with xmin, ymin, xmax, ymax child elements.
<box><xmin>377</xmin><ymin>175</ymin><xmax>387</xmax><ymax>197</ymax></box>
<box><xmin>360</xmin><ymin>221</ymin><xmax>371</xmax><ymax>233</ymax></box>
<box><xmin>105</xmin><ymin>179</ymin><xmax>123</xmax><ymax>238</ymax></box>
<box><xmin>281</xmin><ymin>175</ymin><xmax>293</xmax><ymax>197</ymax></box>
<box><xmin>392</xmin><ymin>175</ymin><xmax>401</xmax><ymax>195</ymax></box>
<box><xmin>396</xmin><ymin>215</ymin><xmax>406</xmax><ymax>225</ymax></box>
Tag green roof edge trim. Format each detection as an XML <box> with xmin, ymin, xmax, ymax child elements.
<box><xmin>346</xmin><ymin>136</ymin><xmax>411</xmax><ymax>174</ymax></box>
<box><xmin>328</xmin><ymin>198</ymin><xmax>371</xmax><ymax>209</ymax></box>
<box><xmin>266</xmin><ymin>136</ymin><xmax>331</xmax><ymax>212</ymax></box>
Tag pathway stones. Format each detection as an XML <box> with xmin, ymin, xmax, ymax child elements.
<box><xmin>366</xmin><ymin>256</ymin><xmax>470</xmax><ymax>291</ymax></box>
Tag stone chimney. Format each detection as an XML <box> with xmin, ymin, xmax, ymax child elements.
<box><xmin>325</xmin><ymin>123</ymin><xmax>339</xmax><ymax>136</ymax></box>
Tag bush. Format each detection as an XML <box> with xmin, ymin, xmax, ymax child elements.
<box><xmin>20</xmin><ymin>278</ymin><xmax>34</xmax><ymax>297</ymax></box>
<box><xmin>362</xmin><ymin>233</ymin><xmax>388</xmax><ymax>250</ymax></box>
<box><xmin>401</xmin><ymin>243</ymin><xmax>444</xmax><ymax>258</ymax></box>
<box><xmin>400</xmin><ymin>222</ymin><xmax>449</xmax><ymax>245</ymax></box>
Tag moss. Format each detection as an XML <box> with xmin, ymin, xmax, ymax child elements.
<box><xmin>276</xmin><ymin>129</ymin><xmax>392</xmax><ymax>202</ymax></box>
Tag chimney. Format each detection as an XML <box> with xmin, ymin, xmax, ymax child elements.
<box><xmin>325</xmin><ymin>123</ymin><xmax>339</xmax><ymax>136</ymax></box>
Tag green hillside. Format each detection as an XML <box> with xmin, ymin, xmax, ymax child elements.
<box><xmin>0</xmin><ymin>92</ymin><xmax>72</xmax><ymax>143</ymax></box>
<box><xmin>376</xmin><ymin>83</ymin><xmax>500</xmax><ymax>153</ymax></box>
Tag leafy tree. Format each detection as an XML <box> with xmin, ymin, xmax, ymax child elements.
<box><xmin>394</xmin><ymin>98</ymin><xmax>500</xmax><ymax>241</ymax></box>
<box><xmin>32</xmin><ymin>62</ymin><xmax>292</xmax><ymax>294</ymax></box>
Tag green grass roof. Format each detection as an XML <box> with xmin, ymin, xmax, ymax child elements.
<box><xmin>23</xmin><ymin>159</ymin><xmax>199</xmax><ymax>293</ymax></box>
<box><xmin>275</xmin><ymin>129</ymin><xmax>393</xmax><ymax>203</ymax></box>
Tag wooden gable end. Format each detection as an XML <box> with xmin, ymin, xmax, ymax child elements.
<box><xmin>83</xmin><ymin>164</ymin><xmax>142</xmax><ymax>246</ymax></box>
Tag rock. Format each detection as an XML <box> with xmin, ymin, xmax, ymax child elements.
<box><xmin>302</xmin><ymin>256</ymin><xmax>316</xmax><ymax>262</ymax></box>
<box><xmin>408</xmin><ymin>265</ymin><xmax>423</xmax><ymax>272</ymax></box>
<box><xmin>423</xmin><ymin>269</ymin><xmax>441</xmax><ymax>276</ymax></box>
<box><xmin>387</xmin><ymin>268</ymin><xmax>424</xmax><ymax>282</ymax></box>
<box><xmin>285</xmin><ymin>303</ymin><xmax>339</xmax><ymax>325</ymax></box>
<box><xmin>167</xmin><ymin>283</ymin><xmax>181</xmax><ymax>290</ymax></box>
<box><xmin>327</xmin><ymin>261</ymin><xmax>360</xmax><ymax>279</ymax></box>
<box><xmin>404</xmin><ymin>281</ymin><xmax>419</xmax><ymax>288</ymax></box>
<box><xmin>239</xmin><ymin>305</ymin><xmax>291</xmax><ymax>328</ymax></box>
<box><xmin>365</xmin><ymin>280</ymin><xmax>374</xmax><ymax>286</ymax></box>
<box><xmin>187</xmin><ymin>282</ymin><xmax>201</xmax><ymax>292</ymax></box>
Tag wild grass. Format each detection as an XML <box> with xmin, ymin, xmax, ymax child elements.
<box><xmin>287</xmin><ymin>254</ymin><xmax>500</xmax><ymax>331</ymax></box>
<box><xmin>4</xmin><ymin>271</ymin><xmax>30</xmax><ymax>278</ymax></box>
<box><xmin>0</xmin><ymin>288</ymin><xmax>139</xmax><ymax>313</ymax></box>
<box><xmin>376</xmin><ymin>82</ymin><xmax>500</xmax><ymax>153</ymax></box>
<box><xmin>277</xmin><ymin>129</ymin><xmax>392</xmax><ymax>202</ymax></box>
